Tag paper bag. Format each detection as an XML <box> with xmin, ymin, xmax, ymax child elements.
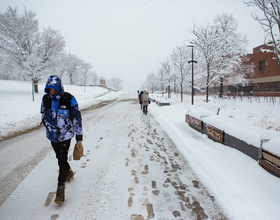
<box><xmin>73</xmin><ymin>142</ymin><xmax>84</xmax><ymax>160</ymax></box>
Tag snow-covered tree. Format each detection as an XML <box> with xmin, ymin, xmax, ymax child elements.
<box><xmin>80</xmin><ymin>62</ymin><xmax>93</xmax><ymax>86</ymax></box>
<box><xmin>159</xmin><ymin>59</ymin><xmax>173</xmax><ymax>88</ymax></box>
<box><xmin>189</xmin><ymin>49</ymin><xmax>207</xmax><ymax>92</ymax></box>
<box><xmin>56</xmin><ymin>52</ymin><xmax>96</xmax><ymax>86</ymax></box>
<box><xmin>171</xmin><ymin>45</ymin><xmax>191</xmax><ymax>102</ymax></box>
<box><xmin>190</xmin><ymin>14</ymin><xmax>248</xmax><ymax>101</ymax></box>
<box><xmin>0</xmin><ymin>52</ymin><xmax>25</xmax><ymax>80</ymax></box>
<box><xmin>24</xmin><ymin>27</ymin><xmax>65</xmax><ymax>92</ymax></box>
<box><xmin>244</xmin><ymin>0</ymin><xmax>280</xmax><ymax>65</ymax></box>
<box><xmin>226</xmin><ymin>53</ymin><xmax>255</xmax><ymax>92</ymax></box>
<box><xmin>157</xmin><ymin>67</ymin><xmax>165</xmax><ymax>95</ymax></box>
<box><xmin>60</xmin><ymin>53</ymin><xmax>82</xmax><ymax>85</ymax></box>
<box><xmin>143</xmin><ymin>72</ymin><xmax>160</xmax><ymax>93</ymax></box>
<box><xmin>87</xmin><ymin>71</ymin><xmax>99</xmax><ymax>85</ymax></box>
<box><xmin>0</xmin><ymin>7</ymin><xmax>65</xmax><ymax>93</ymax></box>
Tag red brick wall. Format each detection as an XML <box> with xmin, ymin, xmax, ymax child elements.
<box><xmin>253</xmin><ymin>44</ymin><xmax>280</xmax><ymax>78</ymax></box>
<box><xmin>203</xmin><ymin>44</ymin><xmax>280</xmax><ymax>97</ymax></box>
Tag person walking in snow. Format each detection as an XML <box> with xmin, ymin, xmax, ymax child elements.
<box><xmin>40</xmin><ymin>75</ymin><xmax>83</xmax><ymax>204</ymax></box>
<box><xmin>141</xmin><ymin>90</ymin><xmax>149</xmax><ymax>114</ymax></box>
<box><xmin>138</xmin><ymin>90</ymin><xmax>143</xmax><ymax>109</ymax></box>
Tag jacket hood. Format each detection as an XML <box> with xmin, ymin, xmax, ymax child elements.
<box><xmin>44</xmin><ymin>75</ymin><xmax>64</xmax><ymax>95</ymax></box>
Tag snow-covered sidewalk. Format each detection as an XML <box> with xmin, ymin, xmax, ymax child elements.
<box><xmin>150</xmin><ymin>103</ymin><xmax>280</xmax><ymax>220</ymax></box>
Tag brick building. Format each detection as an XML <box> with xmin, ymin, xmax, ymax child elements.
<box><xmin>208</xmin><ymin>43</ymin><xmax>280</xmax><ymax>97</ymax></box>
<box><xmin>251</xmin><ymin>44</ymin><xmax>280</xmax><ymax>96</ymax></box>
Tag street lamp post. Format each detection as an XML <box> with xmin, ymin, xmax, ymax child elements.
<box><xmin>188</xmin><ymin>45</ymin><xmax>197</xmax><ymax>105</ymax></box>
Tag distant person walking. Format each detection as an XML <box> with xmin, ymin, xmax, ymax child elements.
<box><xmin>141</xmin><ymin>90</ymin><xmax>150</xmax><ymax>114</ymax></box>
<box><xmin>139</xmin><ymin>90</ymin><xmax>143</xmax><ymax>109</ymax></box>
<box><xmin>40</xmin><ymin>75</ymin><xmax>83</xmax><ymax>204</ymax></box>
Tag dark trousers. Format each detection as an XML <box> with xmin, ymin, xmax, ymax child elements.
<box><xmin>51</xmin><ymin>139</ymin><xmax>71</xmax><ymax>186</ymax></box>
<box><xmin>143</xmin><ymin>105</ymin><xmax>148</xmax><ymax>112</ymax></box>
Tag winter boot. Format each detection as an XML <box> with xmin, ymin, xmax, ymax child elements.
<box><xmin>55</xmin><ymin>185</ymin><xmax>65</xmax><ymax>204</ymax></box>
<box><xmin>66</xmin><ymin>168</ymin><xmax>75</xmax><ymax>183</ymax></box>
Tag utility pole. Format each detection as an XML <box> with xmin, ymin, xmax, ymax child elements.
<box><xmin>188</xmin><ymin>45</ymin><xmax>197</xmax><ymax>105</ymax></box>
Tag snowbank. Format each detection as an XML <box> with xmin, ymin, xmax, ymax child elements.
<box><xmin>186</xmin><ymin>100</ymin><xmax>280</xmax><ymax>155</ymax></box>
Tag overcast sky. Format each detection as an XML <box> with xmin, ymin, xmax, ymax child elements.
<box><xmin>0</xmin><ymin>0</ymin><xmax>265</xmax><ymax>93</ymax></box>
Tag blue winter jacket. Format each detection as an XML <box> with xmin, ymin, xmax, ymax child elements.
<box><xmin>41</xmin><ymin>75</ymin><xmax>83</xmax><ymax>143</ymax></box>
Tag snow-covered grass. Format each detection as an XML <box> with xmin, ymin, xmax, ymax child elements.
<box><xmin>150</xmin><ymin>93</ymin><xmax>280</xmax><ymax>131</ymax></box>
<box><xmin>150</xmin><ymin>92</ymin><xmax>280</xmax><ymax>156</ymax></box>
<box><xmin>1</xmin><ymin>80</ymin><xmax>280</xmax><ymax>219</ymax></box>
<box><xmin>0</xmin><ymin>80</ymin><xmax>126</xmax><ymax>139</ymax></box>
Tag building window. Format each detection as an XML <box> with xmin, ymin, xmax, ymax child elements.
<box><xmin>259</xmin><ymin>60</ymin><xmax>265</xmax><ymax>71</ymax></box>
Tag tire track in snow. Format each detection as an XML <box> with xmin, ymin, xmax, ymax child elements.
<box><xmin>0</xmin><ymin>145</ymin><xmax>51</xmax><ymax>206</ymax></box>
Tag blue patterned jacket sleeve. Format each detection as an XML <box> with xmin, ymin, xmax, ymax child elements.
<box><xmin>70</xmin><ymin>96</ymin><xmax>83</xmax><ymax>141</ymax></box>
